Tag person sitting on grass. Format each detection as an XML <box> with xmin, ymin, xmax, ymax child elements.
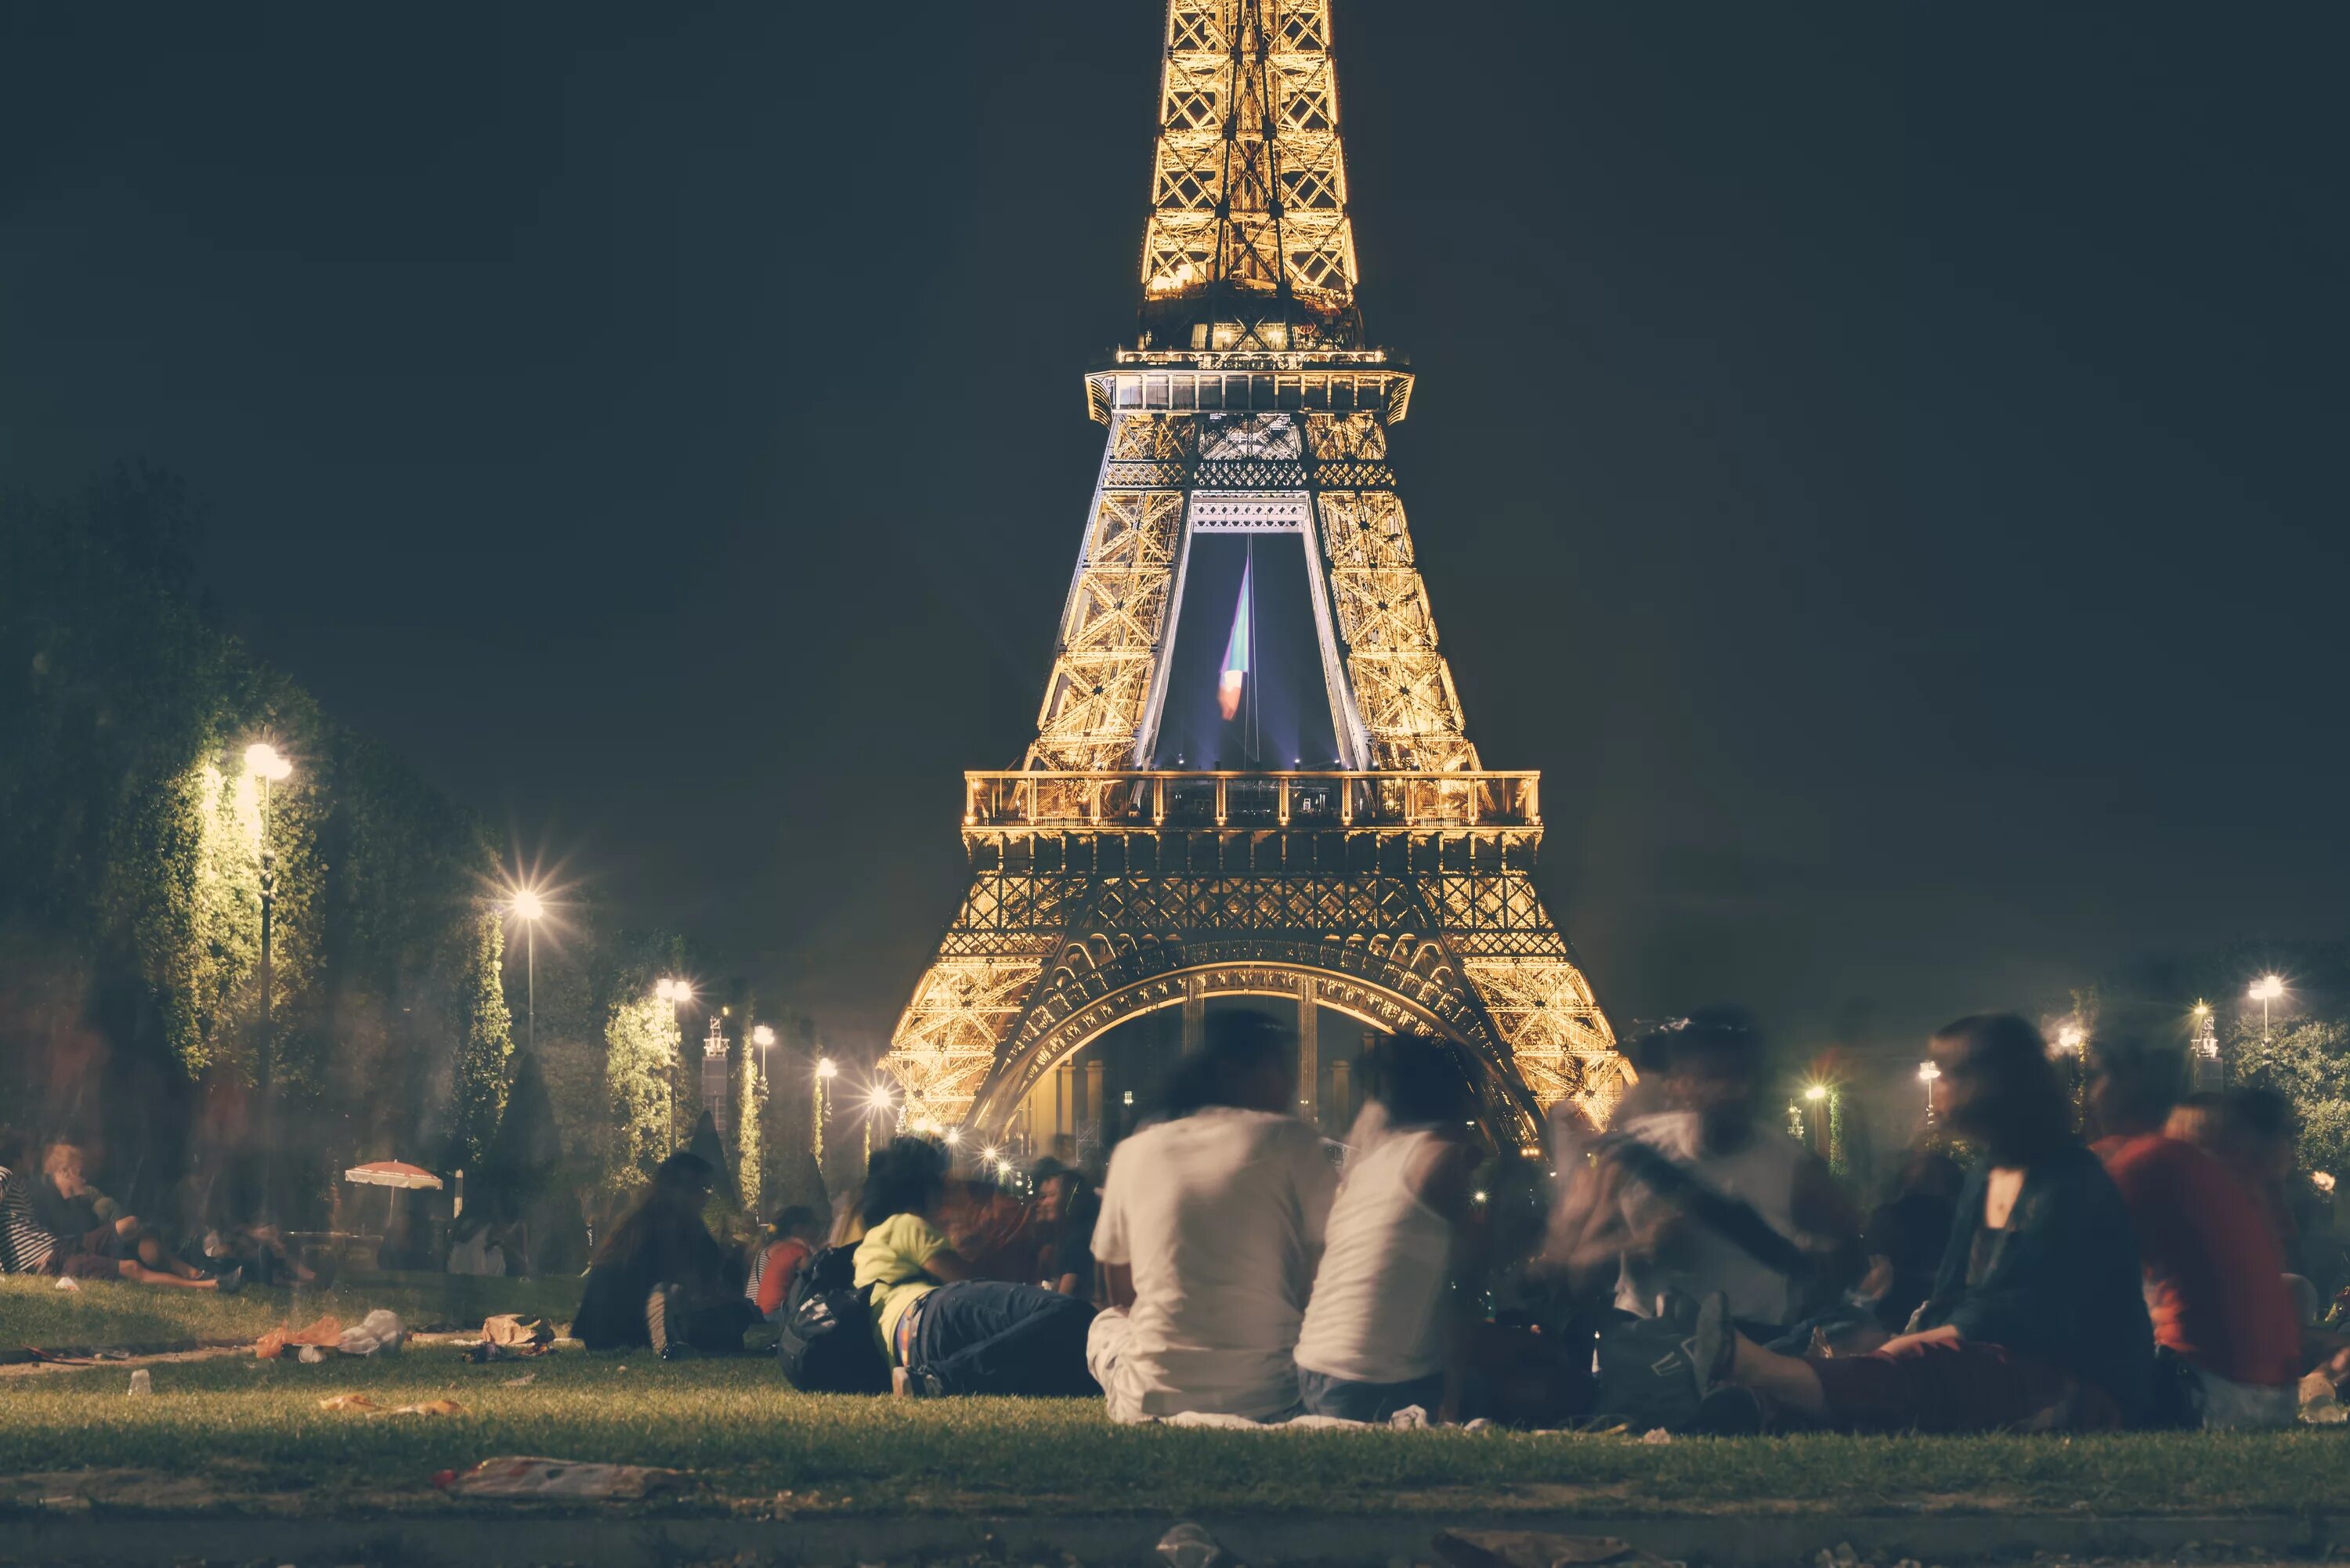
<box><xmin>853</xmin><ymin>1137</ymin><xmax>1096</xmax><ymax>1396</ymax></box>
<box><xmin>1087</xmin><ymin>1010</ymin><xmax>1340</xmax><ymax>1422</ymax></box>
<box><xmin>1292</xmin><ymin>1031</ymin><xmax>1485</xmax><ymax>1423</ymax></box>
<box><xmin>1683</xmin><ymin>1013</ymin><xmax>2153</xmax><ymax>1433</ymax></box>
<box><xmin>573</xmin><ymin>1151</ymin><xmax>757</xmax><ymax>1357</ymax></box>
<box><xmin>2086</xmin><ymin>1029</ymin><xmax>2298</xmax><ymax>1427</ymax></box>
<box><xmin>746</xmin><ymin>1205</ymin><xmax>823</xmax><ymax>1322</ymax></box>
<box><xmin>4</xmin><ymin>1136</ymin><xmax>240</xmax><ymax>1292</ymax></box>
<box><xmin>1029</xmin><ymin>1157</ymin><xmax>1100</xmax><ymax>1298</ymax></box>
<box><xmin>1544</xmin><ymin>1010</ymin><xmax>1859</xmax><ymax>1339</ymax></box>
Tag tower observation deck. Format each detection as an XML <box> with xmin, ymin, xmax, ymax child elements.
<box><xmin>884</xmin><ymin>2</ymin><xmax>1629</xmax><ymax>1150</ymax></box>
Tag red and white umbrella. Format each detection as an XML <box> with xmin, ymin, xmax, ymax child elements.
<box><xmin>343</xmin><ymin>1160</ymin><xmax>443</xmax><ymax>1191</ymax></box>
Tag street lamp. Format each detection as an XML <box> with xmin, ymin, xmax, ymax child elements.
<box><xmin>508</xmin><ymin>887</ymin><xmax>545</xmax><ymax>1055</ymax></box>
<box><xmin>244</xmin><ymin>742</ymin><xmax>292</xmax><ymax>1216</ymax></box>
<box><xmin>1918</xmin><ymin>1060</ymin><xmax>1942</xmax><ymax>1125</ymax></box>
<box><xmin>2054</xmin><ymin>1021</ymin><xmax>2085</xmax><ymax>1054</ymax></box>
<box><xmin>865</xmin><ymin>1082</ymin><xmax>895</xmax><ymax>1165</ymax></box>
<box><xmin>654</xmin><ymin>978</ymin><xmax>692</xmax><ymax>1152</ymax></box>
<box><xmin>2251</xmin><ymin>974</ymin><xmax>2285</xmax><ymax>1039</ymax></box>
<box><xmin>814</xmin><ymin>1057</ymin><xmax>837</xmax><ymax>1171</ymax></box>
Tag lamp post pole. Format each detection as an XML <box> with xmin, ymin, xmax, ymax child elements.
<box><xmin>245</xmin><ymin>744</ymin><xmax>293</xmax><ymax>1218</ymax></box>
<box><xmin>1918</xmin><ymin>1060</ymin><xmax>1942</xmax><ymax>1126</ymax></box>
<box><xmin>2251</xmin><ymin>975</ymin><xmax>2283</xmax><ymax>1041</ymax></box>
<box><xmin>814</xmin><ymin>1057</ymin><xmax>837</xmax><ymax>1177</ymax></box>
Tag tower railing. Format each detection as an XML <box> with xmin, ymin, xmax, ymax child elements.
<box><xmin>963</xmin><ymin>769</ymin><xmax>1539</xmax><ymax>833</ymax></box>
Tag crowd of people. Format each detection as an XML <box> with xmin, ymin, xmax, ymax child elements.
<box><xmin>566</xmin><ymin>1003</ymin><xmax>2350</xmax><ymax>1431</ymax></box>
<box><xmin>24</xmin><ymin>990</ymin><xmax>2294</xmax><ymax>1438</ymax></box>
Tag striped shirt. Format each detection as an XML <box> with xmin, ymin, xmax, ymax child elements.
<box><xmin>0</xmin><ymin>1166</ymin><xmax>58</xmax><ymax>1274</ymax></box>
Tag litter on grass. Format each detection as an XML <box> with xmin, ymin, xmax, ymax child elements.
<box><xmin>434</xmin><ymin>1456</ymin><xmax>692</xmax><ymax>1500</ymax></box>
<box><xmin>319</xmin><ymin>1394</ymin><xmax>465</xmax><ymax>1416</ymax></box>
<box><xmin>255</xmin><ymin>1310</ymin><xmax>405</xmax><ymax>1360</ymax></box>
<box><xmin>468</xmin><ymin>1313</ymin><xmax>555</xmax><ymax>1362</ymax></box>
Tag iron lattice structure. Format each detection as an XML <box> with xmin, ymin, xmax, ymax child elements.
<box><xmin>885</xmin><ymin>0</ymin><xmax>1629</xmax><ymax>1146</ymax></box>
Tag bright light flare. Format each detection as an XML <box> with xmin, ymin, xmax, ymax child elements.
<box><xmin>2251</xmin><ymin>974</ymin><xmax>2286</xmax><ymax>1003</ymax></box>
<box><xmin>512</xmin><ymin>887</ymin><xmax>545</xmax><ymax>921</ymax></box>
<box><xmin>244</xmin><ymin>742</ymin><xmax>293</xmax><ymax>782</ymax></box>
<box><xmin>815</xmin><ymin>1057</ymin><xmax>838</xmax><ymax>1079</ymax></box>
<box><xmin>944</xmin><ymin>1129</ymin><xmax>962</xmax><ymax>1147</ymax></box>
<box><xmin>1803</xmin><ymin>1084</ymin><xmax>1828</xmax><ymax>1103</ymax></box>
<box><xmin>751</xmin><ymin>1024</ymin><xmax>776</xmax><ymax>1048</ymax></box>
<box><xmin>2055</xmin><ymin>1022</ymin><xmax>2085</xmax><ymax>1053</ymax></box>
<box><xmin>867</xmin><ymin>1086</ymin><xmax>895</xmax><ymax>1111</ymax></box>
<box><xmin>1917</xmin><ymin>1061</ymin><xmax>1942</xmax><ymax>1083</ymax></box>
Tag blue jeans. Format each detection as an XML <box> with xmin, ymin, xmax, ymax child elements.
<box><xmin>909</xmin><ymin>1281</ymin><xmax>1097</xmax><ymax>1397</ymax></box>
<box><xmin>1296</xmin><ymin>1366</ymin><xmax>1447</xmax><ymax>1422</ymax></box>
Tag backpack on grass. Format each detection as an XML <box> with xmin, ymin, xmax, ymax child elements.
<box><xmin>776</xmin><ymin>1243</ymin><xmax>888</xmax><ymax>1393</ymax></box>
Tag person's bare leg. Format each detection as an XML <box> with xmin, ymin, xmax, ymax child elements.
<box><xmin>118</xmin><ymin>1260</ymin><xmax>217</xmax><ymax>1290</ymax></box>
<box><xmin>1726</xmin><ymin>1332</ymin><xmax>1829</xmax><ymax>1418</ymax></box>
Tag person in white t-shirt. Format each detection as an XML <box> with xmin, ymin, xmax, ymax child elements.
<box><xmin>1293</xmin><ymin>1031</ymin><xmax>1484</xmax><ymax>1422</ymax></box>
<box><xmin>1088</xmin><ymin>1011</ymin><xmax>1339</xmax><ymax>1422</ymax></box>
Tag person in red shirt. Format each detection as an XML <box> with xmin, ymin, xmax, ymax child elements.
<box><xmin>2087</xmin><ymin>1034</ymin><xmax>2299</xmax><ymax>1428</ymax></box>
<box><xmin>747</xmin><ymin>1205</ymin><xmax>825</xmax><ymax>1321</ymax></box>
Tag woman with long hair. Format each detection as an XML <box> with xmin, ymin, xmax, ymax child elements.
<box><xmin>1687</xmin><ymin>1013</ymin><xmax>2153</xmax><ymax>1431</ymax></box>
<box><xmin>853</xmin><ymin>1137</ymin><xmax>1095</xmax><ymax>1396</ymax></box>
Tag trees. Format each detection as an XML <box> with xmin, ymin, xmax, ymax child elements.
<box><xmin>0</xmin><ymin>468</ymin><xmax>512</xmax><ymax>1218</ymax></box>
<box><xmin>2231</xmin><ymin>1017</ymin><xmax>2350</xmax><ymax>1180</ymax></box>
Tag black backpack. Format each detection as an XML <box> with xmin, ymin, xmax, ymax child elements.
<box><xmin>776</xmin><ymin>1244</ymin><xmax>889</xmax><ymax>1393</ymax></box>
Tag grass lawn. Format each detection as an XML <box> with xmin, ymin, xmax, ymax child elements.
<box><xmin>1</xmin><ymin>1270</ymin><xmax>581</xmax><ymax>1353</ymax></box>
<box><xmin>2</xmin><ymin>1337</ymin><xmax>2345</xmax><ymax>1520</ymax></box>
<box><xmin>5</xmin><ymin>1279</ymin><xmax>2344</xmax><ymax>1522</ymax></box>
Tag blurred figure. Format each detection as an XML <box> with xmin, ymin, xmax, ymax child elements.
<box><xmin>1293</xmin><ymin>1032</ymin><xmax>1484</xmax><ymax>1422</ymax></box>
<box><xmin>854</xmin><ymin>1138</ymin><xmax>1095</xmax><ymax>1396</ymax></box>
<box><xmin>746</xmin><ymin>1205</ymin><xmax>824</xmax><ymax>1321</ymax></box>
<box><xmin>1690</xmin><ymin>1015</ymin><xmax>2153</xmax><ymax>1433</ymax></box>
<box><xmin>24</xmin><ymin>1140</ymin><xmax>239</xmax><ymax>1292</ymax></box>
<box><xmin>1860</xmin><ymin>1151</ymin><xmax>1965</xmax><ymax>1335</ymax></box>
<box><xmin>573</xmin><ymin>1151</ymin><xmax>756</xmax><ymax>1356</ymax></box>
<box><xmin>1029</xmin><ymin>1157</ymin><xmax>1100</xmax><ymax>1298</ymax></box>
<box><xmin>1546</xmin><ymin>1009</ymin><xmax>1858</xmax><ymax>1337</ymax></box>
<box><xmin>2088</xmin><ymin>1031</ymin><xmax>2298</xmax><ymax>1427</ymax></box>
<box><xmin>1088</xmin><ymin>1010</ymin><xmax>1339</xmax><ymax>1422</ymax></box>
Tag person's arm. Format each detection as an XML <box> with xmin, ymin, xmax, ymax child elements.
<box><xmin>1790</xmin><ymin>1151</ymin><xmax>1865</xmax><ymax>1294</ymax></box>
<box><xmin>1411</xmin><ymin>1139</ymin><xmax>1484</xmax><ymax>1424</ymax></box>
<box><xmin>1102</xmin><ymin>1261</ymin><xmax>1137</xmax><ymax>1310</ymax></box>
<box><xmin>923</xmin><ymin>1247</ymin><xmax>974</xmax><ymax>1284</ymax></box>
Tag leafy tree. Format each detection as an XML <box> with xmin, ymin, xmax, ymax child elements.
<box><xmin>450</xmin><ymin>904</ymin><xmax>514</xmax><ymax>1165</ymax></box>
<box><xmin>732</xmin><ymin>1022</ymin><xmax>761</xmax><ymax>1216</ymax></box>
<box><xmin>604</xmin><ymin>988</ymin><xmax>678</xmax><ymax>1187</ymax></box>
<box><xmin>2231</xmin><ymin>1017</ymin><xmax>2350</xmax><ymax>1180</ymax></box>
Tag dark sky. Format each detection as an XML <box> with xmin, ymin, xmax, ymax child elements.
<box><xmin>5</xmin><ymin>4</ymin><xmax>2344</xmax><ymax>1069</ymax></box>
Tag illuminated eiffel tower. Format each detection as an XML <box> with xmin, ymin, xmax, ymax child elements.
<box><xmin>884</xmin><ymin>0</ymin><xmax>1629</xmax><ymax>1147</ymax></box>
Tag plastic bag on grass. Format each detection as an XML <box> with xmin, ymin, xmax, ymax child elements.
<box><xmin>337</xmin><ymin>1310</ymin><xmax>407</xmax><ymax>1357</ymax></box>
<box><xmin>434</xmin><ymin>1456</ymin><xmax>692</xmax><ymax>1500</ymax></box>
<box><xmin>320</xmin><ymin>1394</ymin><xmax>465</xmax><ymax>1416</ymax></box>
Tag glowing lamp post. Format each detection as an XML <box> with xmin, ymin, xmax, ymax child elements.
<box><xmin>509</xmin><ymin>887</ymin><xmax>544</xmax><ymax>1055</ymax></box>
<box><xmin>814</xmin><ymin>1057</ymin><xmax>837</xmax><ymax>1171</ymax></box>
<box><xmin>1918</xmin><ymin>1060</ymin><xmax>1942</xmax><ymax>1125</ymax></box>
<box><xmin>2189</xmin><ymin>1001</ymin><xmax>2220</xmax><ymax>1089</ymax></box>
<box><xmin>244</xmin><ymin>742</ymin><xmax>293</xmax><ymax>1216</ymax></box>
<box><xmin>655</xmin><ymin>978</ymin><xmax>692</xmax><ymax>1153</ymax></box>
<box><xmin>2251</xmin><ymin>975</ymin><xmax>2285</xmax><ymax>1039</ymax></box>
<box><xmin>865</xmin><ymin>1083</ymin><xmax>895</xmax><ymax>1165</ymax></box>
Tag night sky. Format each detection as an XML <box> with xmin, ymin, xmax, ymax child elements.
<box><xmin>5</xmin><ymin>4</ymin><xmax>2344</xmax><ymax>1070</ymax></box>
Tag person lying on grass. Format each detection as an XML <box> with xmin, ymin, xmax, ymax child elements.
<box><xmin>0</xmin><ymin>1132</ymin><xmax>240</xmax><ymax>1292</ymax></box>
<box><xmin>854</xmin><ymin>1137</ymin><xmax>1097</xmax><ymax>1397</ymax></box>
<box><xmin>1683</xmin><ymin>1014</ymin><xmax>2153</xmax><ymax>1433</ymax></box>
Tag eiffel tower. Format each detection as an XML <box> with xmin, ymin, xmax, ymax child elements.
<box><xmin>884</xmin><ymin>0</ymin><xmax>1629</xmax><ymax>1147</ymax></box>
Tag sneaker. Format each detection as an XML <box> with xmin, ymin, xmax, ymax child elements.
<box><xmin>213</xmin><ymin>1265</ymin><xmax>245</xmax><ymax>1296</ymax></box>
<box><xmin>646</xmin><ymin>1284</ymin><xmax>691</xmax><ymax>1360</ymax></box>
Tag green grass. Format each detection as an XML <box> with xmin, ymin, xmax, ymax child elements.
<box><xmin>1</xmin><ymin>1344</ymin><xmax>2345</xmax><ymax>1519</ymax></box>
<box><xmin>1</xmin><ymin>1270</ymin><xmax>581</xmax><ymax>1353</ymax></box>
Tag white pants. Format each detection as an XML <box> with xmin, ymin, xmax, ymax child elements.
<box><xmin>1086</xmin><ymin>1305</ymin><xmax>1147</xmax><ymax>1423</ymax></box>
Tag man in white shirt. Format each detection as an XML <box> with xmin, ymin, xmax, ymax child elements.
<box><xmin>1088</xmin><ymin>1011</ymin><xmax>1340</xmax><ymax>1422</ymax></box>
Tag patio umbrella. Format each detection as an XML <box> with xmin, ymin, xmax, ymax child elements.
<box><xmin>344</xmin><ymin>1160</ymin><xmax>443</xmax><ymax>1190</ymax></box>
